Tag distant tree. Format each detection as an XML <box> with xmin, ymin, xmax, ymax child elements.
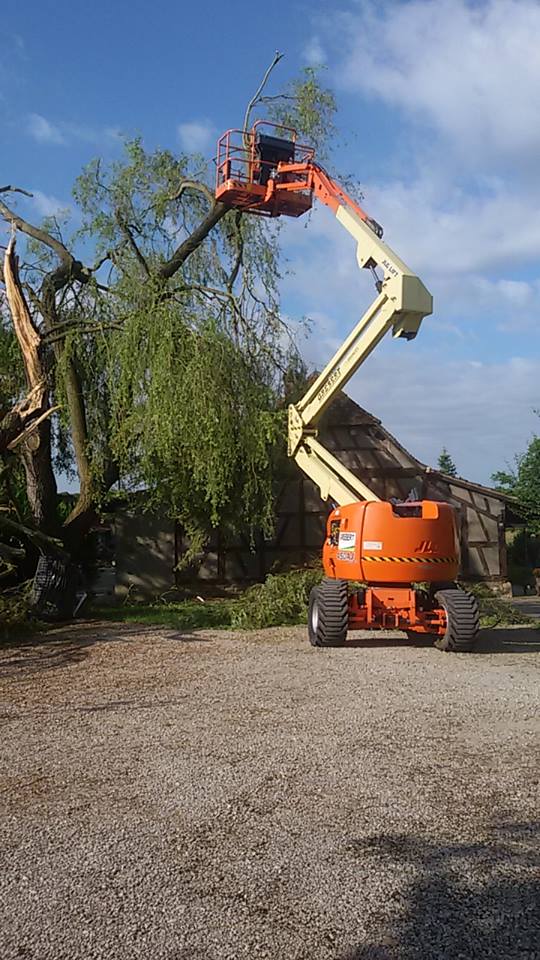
<box><xmin>437</xmin><ymin>447</ymin><xmax>457</xmax><ymax>477</ymax></box>
<box><xmin>492</xmin><ymin>435</ymin><xmax>540</xmax><ymax>534</ymax></box>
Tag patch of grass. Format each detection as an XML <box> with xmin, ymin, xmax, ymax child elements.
<box><xmin>90</xmin><ymin>598</ymin><xmax>233</xmax><ymax>631</ymax></box>
<box><xmin>25</xmin><ymin>572</ymin><xmax>538</xmax><ymax>637</ymax></box>
<box><xmin>92</xmin><ymin>567</ymin><xmax>325</xmax><ymax>632</ymax></box>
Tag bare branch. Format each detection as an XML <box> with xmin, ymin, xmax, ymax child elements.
<box><xmin>188</xmin><ymin>283</ymin><xmax>240</xmax><ymax>305</ymax></box>
<box><xmin>243</xmin><ymin>51</ymin><xmax>284</xmax><ymax>134</ymax></box>
<box><xmin>0</xmin><ymin>542</ymin><xmax>25</xmax><ymax>561</ymax></box>
<box><xmin>166</xmin><ymin>179</ymin><xmax>215</xmax><ymax>206</ymax></box>
<box><xmin>115</xmin><ymin>212</ymin><xmax>150</xmax><ymax>277</ymax></box>
<box><xmin>0</xmin><ymin>197</ymin><xmax>75</xmax><ymax>270</ymax></box>
<box><xmin>0</xmin><ymin>513</ymin><xmax>68</xmax><ymax>559</ymax></box>
<box><xmin>7</xmin><ymin>406</ymin><xmax>61</xmax><ymax>451</ymax></box>
<box><xmin>0</xmin><ymin>194</ymin><xmax>98</xmax><ymax>303</ymax></box>
<box><xmin>42</xmin><ymin>321</ymin><xmax>123</xmax><ymax>346</ymax></box>
<box><xmin>258</xmin><ymin>95</ymin><xmax>296</xmax><ymax>104</ymax></box>
<box><xmin>0</xmin><ymin>185</ymin><xmax>33</xmax><ymax>198</ymax></box>
<box><xmin>91</xmin><ymin>251</ymin><xmax>113</xmax><ymax>272</ymax></box>
<box><xmin>158</xmin><ymin>200</ymin><xmax>229</xmax><ymax>281</ymax></box>
<box><xmin>226</xmin><ymin>210</ymin><xmax>244</xmax><ymax>293</ymax></box>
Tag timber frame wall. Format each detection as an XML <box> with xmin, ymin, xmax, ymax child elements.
<box><xmin>172</xmin><ymin>394</ymin><xmax>510</xmax><ymax>585</ymax></box>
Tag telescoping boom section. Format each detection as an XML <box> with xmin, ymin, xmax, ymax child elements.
<box><xmin>215</xmin><ymin>122</ymin><xmax>480</xmax><ymax>651</ymax></box>
<box><xmin>216</xmin><ymin>122</ymin><xmax>433</xmax><ymax>507</ymax></box>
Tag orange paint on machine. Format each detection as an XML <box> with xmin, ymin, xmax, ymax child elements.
<box><xmin>323</xmin><ymin>500</ymin><xmax>459</xmax><ymax>585</ymax></box>
<box><xmin>214</xmin><ymin>117</ymin><xmax>480</xmax><ymax>652</ymax></box>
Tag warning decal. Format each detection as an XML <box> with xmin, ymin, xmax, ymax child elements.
<box><xmin>337</xmin><ymin>531</ymin><xmax>356</xmax><ymax>552</ymax></box>
<box><xmin>362</xmin><ymin>555</ymin><xmax>457</xmax><ymax>565</ymax></box>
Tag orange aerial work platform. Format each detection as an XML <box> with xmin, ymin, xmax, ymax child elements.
<box><xmin>213</xmin><ymin>120</ymin><xmax>480</xmax><ymax>653</ymax></box>
<box><xmin>215</xmin><ymin>121</ymin><xmax>383</xmax><ymax>236</ymax></box>
<box><xmin>216</xmin><ymin>122</ymin><xmax>314</xmax><ymax>217</ymax></box>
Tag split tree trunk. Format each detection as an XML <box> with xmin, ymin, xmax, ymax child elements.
<box><xmin>3</xmin><ymin>238</ymin><xmax>58</xmax><ymax>535</ymax></box>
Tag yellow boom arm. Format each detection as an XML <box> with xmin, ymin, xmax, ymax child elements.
<box><xmin>288</xmin><ymin>195</ymin><xmax>433</xmax><ymax>505</ymax></box>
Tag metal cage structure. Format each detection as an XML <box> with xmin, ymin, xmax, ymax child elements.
<box><xmin>215</xmin><ymin>121</ymin><xmax>315</xmax><ymax>217</ymax></box>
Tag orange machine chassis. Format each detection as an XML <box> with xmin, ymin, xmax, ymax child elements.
<box><xmin>322</xmin><ymin>498</ymin><xmax>460</xmax><ymax>638</ymax></box>
<box><xmin>347</xmin><ymin>586</ymin><xmax>447</xmax><ymax>636</ymax></box>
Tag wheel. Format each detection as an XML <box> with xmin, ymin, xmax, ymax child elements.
<box><xmin>433</xmin><ymin>588</ymin><xmax>480</xmax><ymax>652</ymax></box>
<box><xmin>307</xmin><ymin>578</ymin><xmax>348</xmax><ymax>647</ymax></box>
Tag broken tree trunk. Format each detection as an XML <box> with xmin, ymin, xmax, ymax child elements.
<box><xmin>2</xmin><ymin>237</ymin><xmax>58</xmax><ymax>534</ymax></box>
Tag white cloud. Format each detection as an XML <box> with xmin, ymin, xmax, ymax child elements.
<box><xmin>27</xmin><ymin>113</ymin><xmax>65</xmax><ymax>145</ymax></box>
<box><xmin>178</xmin><ymin>119</ymin><xmax>215</xmax><ymax>154</ymax></box>
<box><xmin>338</xmin><ymin>0</ymin><xmax>540</xmax><ymax>171</ymax></box>
<box><xmin>62</xmin><ymin>121</ymin><xmax>122</xmax><ymax>143</ymax></box>
<box><xmin>353</xmin><ymin>349</ymin><xmax>540</xmax><ymax>485</ymax></box>
<box><xmin>30</xmin><ymin>190</ymin><xmax>72</xmax><ymax>218</ymax></box>
<box><xmin>25</xmin><ymin>113</ymin><xmax>122</xmax><ymax>147</ymax></box>
<box><xmin>279</xmin><ymin>0</ymin><xmax>540</xmax><ymax>339</ymax></box>
<box><xmin>368</xmin><ymin>175</ymin><xmax>540</xmax><ymax>275</ymax></box>
<box><xmin>303</xmin><ymin>36</ymin><xmax>327</xmax><ymax>65</ymax></box>
<box><xmin>302</xmin><ymin>1</ymin><xmax>540</xmax><ymax>296</ymax></box>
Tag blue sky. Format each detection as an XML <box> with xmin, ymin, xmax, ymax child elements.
<box><xmin>2</xmin><ymin>0</ymin><xmax>539</xmax><ymax>485</ymax></box>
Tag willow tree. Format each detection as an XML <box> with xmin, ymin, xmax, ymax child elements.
<box><xmin>0</xmin><ymin>62</ymin><xmax>336</xmax><ymax>564</ymax></box>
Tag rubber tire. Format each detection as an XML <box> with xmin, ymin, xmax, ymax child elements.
<box><xmin>308</xmin><ymin>578</ymin><xmax>348</xmax><ymax>647</ymax></box>
<box><xmin>405</xmin><ymin>582</ymin><xmax>459</xmax><ymax>643</ymax></box>
<box><xmin>433</xmin><ymin>588</ymin><xmax>480</xmax><ymax>652</ymax></box>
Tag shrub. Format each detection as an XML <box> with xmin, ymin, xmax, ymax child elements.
<box><xmin>0</xmin><ymin>582</ymin><xmax>36</xmax><ymax>639</ymax></box>
<box><xmin>230</xmin><ymin>567</ymin><xmax>323</xmax><ymax>629</ymax></box>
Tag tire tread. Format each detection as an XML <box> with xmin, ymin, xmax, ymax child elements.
<box><xmin>308</xmin><ymin>578</ymin><xmax>348</xmax><ymax>647</ymax></box>
<box><xmin>434</xmin><ymin>588</ymin><xmax>480</xmax><ymax>652</ymax></box>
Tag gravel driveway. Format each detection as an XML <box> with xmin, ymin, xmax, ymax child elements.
<box><xmin>1</xmin><ymin>622</ymin><xmax>539</xmax><ymax>960</ymax></box>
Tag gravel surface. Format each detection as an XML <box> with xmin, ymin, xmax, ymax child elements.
<box><xmin>0</xmin><ymin>622</ymin><xmax>539</xmax><ymax>960</ymax></box>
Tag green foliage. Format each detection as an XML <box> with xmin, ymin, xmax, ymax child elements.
<box><xmin>106</xmin><ymin>293</ymin><xmax>283</xmax><ymax>544</ymax></box>
<box><xmin>93</xmin><ymin>573</ymin><xmax>533</xmax><ymax>633</ymax></box>
<box><xmin>3</xmin><ymin>64</ymin><xmax>339</xmax><ymax>555</ymax></box>
<box><xmin>230</xmin><ymin>566</ymin><xmax>323</xmax><ymax>629</ymax></box>
<box><xmin>95</xmin><ymin>566</ymin><xmax>324</xmax><ymax>632</ymax></box>
<box><xmin>69</xmin><ymin>137</ymin><xmax>305</xmax><ymax>546</ymax></box>
<box><xmin>268</xmin><ymin>66</ymin><xmax>337</xmax><ymax>156</ymax></box>
<box><xmin>437</xmin><ymin>447</ymin><xmax>457</xmax><ymax>477</ymax></box>
<box><xmin>92</xmin><ymin>566</ymin><xmax>325</xmax><ymax>632</ymax></box>
<box><xmin>492</xmin><ymin>435</ymin><xmax>540</xmax><ymax>533</ymax></box>
<box><xmin>462</xmin><ymin>581</ymin><xmax>534</xmax><ymax>627</ymax></box>
<box><xmin>0</xmin><ymin>582</ymin><xmax>44</xmax><ymax>639</ymax></box>
<box><xmin>91</xmin><ymin>598</ymin><xmax>232</xmax><ymax>631</ymax></box>
<box><xmin>0</xmin><ymin>314</ymin><xmax>25</xmax><ymax>410</ymax></box>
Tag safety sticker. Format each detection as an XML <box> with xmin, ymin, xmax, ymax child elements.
<box><xmin>363</xmin><ymin>540</ymin><xmax>382</xmax><ymax>551</ymax></box>
<box><xmin>337</xmin><ymin>531</ymin><xmax>356</xmax><ymax>552</ymax></box>
<box><xmin>337</xmin><ymin>550</ymin><xmax>355</xmax><ymax>562</ymax></box>
<box><xmin>361</xmin><ymin>556</ymin><xmax>457</xmax><ymax>564</ymax></box>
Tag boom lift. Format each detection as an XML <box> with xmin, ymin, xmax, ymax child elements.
<box><xmin>215</xmin><ymin>122</ymin><xmax>479</xmax><ymax>651</ymax></box>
